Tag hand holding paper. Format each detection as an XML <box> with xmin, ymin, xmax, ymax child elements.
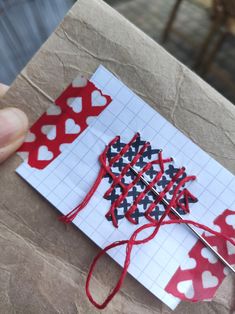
<box><xmin>0</xmin><ymin>83</ymin><xmax>28</xmax><ymax>163</ymax></box>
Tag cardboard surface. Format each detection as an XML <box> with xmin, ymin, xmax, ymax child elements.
<box><xmin>0</xmin><ymin>0</ymin><xmax>234</xmax><ymax>313</ymax></box>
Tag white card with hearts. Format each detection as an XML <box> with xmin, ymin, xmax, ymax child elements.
<box><xmin>16</xmin><ymin>65</ymin><xmax>235</xmax><ymax>310</ymax></box>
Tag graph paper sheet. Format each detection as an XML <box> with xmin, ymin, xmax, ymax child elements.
<box><xmin>16</xmin><ymin>66</ymin><xmax>235</xmax><ymax>310</ymax></box>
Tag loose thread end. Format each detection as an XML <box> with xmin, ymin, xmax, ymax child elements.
<box><xmin>58</xmin><ymin>215</ymin><xmax>73</xmax><ymax>224</ymax></box>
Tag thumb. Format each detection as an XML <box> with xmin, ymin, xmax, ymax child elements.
<box><xmin>0</xmin><ymin>107</ymin><xmax>28</xmax><ymax>163</ymax></box>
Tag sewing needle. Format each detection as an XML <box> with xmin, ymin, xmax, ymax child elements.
<box><xmin>130</xmin><ymin>165</ymin><xmax>235</xmax><ymax>274</ymax></box>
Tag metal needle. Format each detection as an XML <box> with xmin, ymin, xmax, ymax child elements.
<box><xmin>130</xmin><ymin>165</ymin><xmax>235</xmax><ymax>274</ymax></box>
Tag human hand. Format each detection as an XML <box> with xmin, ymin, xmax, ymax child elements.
<box><xmin>0</xmin><ymin>83</ymin><xmax>28</xmax><ymax>163</ymax></box>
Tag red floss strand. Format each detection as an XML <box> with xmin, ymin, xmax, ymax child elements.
<box><xmin>59</xmin><ymin>134</ymin><xmax>234</xmax><ymax>309</ymax></box>
<box><xmin>60</xmin><ymin>136</ymin><xmax>120</xmax><ymax>223</ymax></box>
<box><xmin>85</xmin><ymin>216</ymin><xmax>235</xmax><ymax>309</ymax></box>
<box><xmin>104</xmin><ymin>142</ymin><xmax>150</xmax><ymax>198</ymax></box>
<box><xmin>125</xmin><ymin>168</ymin><xmax>163</xmax><ymax>224</ymax></box>
<box><xmin>105</xmin><ymin>162</ymin><xmax>153</xmax><ymax>227</ymax></box>
<box><xmin>59</xmin><ymin>166</ymin><xmax>106</xmax><ymax>223</ymax></box>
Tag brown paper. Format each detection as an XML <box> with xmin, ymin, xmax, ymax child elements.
<box><xmin>0</xmin><ymin>0</ymin><xmax>234</xmax><ymax>312</ymax></box>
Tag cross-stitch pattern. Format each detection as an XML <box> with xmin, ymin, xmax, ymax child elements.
<box><xmin>60</xmin><ymin>133</ymin><xmax>234</xmax><ymax>309</ymax></box>
<box><xmin>16</xmin><ymin>65</ymin><xmax>235</xmax><ymax>310</ymax></box>
<box><xmin>104</xmin><ymin>134</ymin><xmax>197</xmax><ymax>225</ymax></box>
<box><xmin>61</xmin><ymin>133</ymin><xmax>197</xmax><ymax>227</ymax></box>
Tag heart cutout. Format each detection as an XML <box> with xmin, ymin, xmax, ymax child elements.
<box><xmin>24</xmin><ymin>131</ymin><xmax>36</xmax><ymax>143</ymax></box>
<box><xmin>65</xmin><ymin>119</ymin><xmax>81</xmax><ymax>134</ymax></box>
<box><xmin>46</xmin><ymin>104</ymin><xmax>61</xmax><ymax>116</ymax></box>
<box><xmin>72</xmin><ymin>76</ymin><xmax>87</xmax><ymax>88</ymax></box>
<box><xmin>38</xmin><ymin>146</ymin><xmax>53</xmax><ymax>161</ymax></box>
<box><xmin>226</xmin><ymin>240</ymin><xmax>235</xmax><ymax>255</ymax></box>
<box><xmin>91</xmin><ymin>90</ymin><xmax>107</xmax><ymax>107</ymax></box>
<box><xmin>226</xmin><ymin>214</ymin><xmax>235</xmax><ymax>229</ymax></box>
<box><xmin>67</xmin><ymin>97</ymin><xmax>82</xmax><ymax>113</ymax></box>
<box><xmin>201</xmin><ymin>247</ymin><xmax>218</xmax><ymax>264</ymax></box>
<box><xmin>180</xmin><ymin>257</ymin><xmax>197</xmax><ymax>270</ymax></box>
<box><xmin>202</xmin><ymin>271</ymin><xmax>219</xmax><ymax>289</ymax></box>
<box><xmin>41</xmin><ymin>125</ymin><xmax>57</xmax><ymax>140</ymax></box>
<box><xmin>177</xmin><ymin>280</ymin><xmax>195</xmax><ymax>299</ymax></box>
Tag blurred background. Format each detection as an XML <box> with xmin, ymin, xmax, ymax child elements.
<box><xmin>0</xmin><ymin>0</ymin><xmax>234</xmax><ymax>104</ymax></box>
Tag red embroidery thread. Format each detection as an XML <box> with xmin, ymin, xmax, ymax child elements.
<box><xmin>165</xmin><ymin>209</ymin><xmax>235</xmax><ymax>301</ymax></box>
<box><xmin>60</xmin><ymin>134</ymin><xmax>235</xmax><ymax>309</ymax></box>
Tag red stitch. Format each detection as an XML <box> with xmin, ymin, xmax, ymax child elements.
<box><xmin>121</xmin><ymin>150</ymin><xmax>173</xmax><ymax>224</ymax></box>
<box><xmin>60</xmin><ymin>136</ymin><xmax>120</xmax><ymax>223</ymax></box>
<box><xmin>60</xmin><ymin>166</ymin><xmax>107</xmax><ymax>223</ymax></box>
<box><xmin>158</xmin><ymin>150</ymin><xmax>164</xmax><ymax>173</ymax></box>
<box><xmin>124</xmin><ymin>152</ymin><xmax>169</xmax><ymax>224</ymax></box>
<box><xmin>125</xmin><ymin>170</ymin><xmax>163</xmax><ymax>224</ymax></box>
<box><xmin>109</xmin><ymin>133</ymin><xmax>139</xmax><ymax>166</ymax></box>
<box><xmin>85</xmin><ymin>212</ymin><xmax>235</xmax><ymax>309</ymax></box>
<box><xmin>106</xmin><ymin>161</ymin><xmax>153</xmax><ymax>227</ymax></box>
<box><xmin>144</xmin><ymin>167</ymin><xmax>186</xmax><ymax>222</ymax></box>
<box><xmin>165</xmin><ymin>209</ymin><xmax>235</xmax><ymax>301</ymax></box>
<box><xmin>176</xmin><ymin>188</ymin><xmax>198</xmax><ymax>213</ymax></box>
<box><xmin>60</xmin><ymin>133</ymin><xmax>140</xmax><ymax>224</ymax></box>
<box><xmin>59</xmin><ymin>134</ymin><xmax>234</xmax><ymax>309</ymax></box>
<box><xmin>104</xmin><ymin>142</ymin><xmax>150</xmax><ymax>227</ymax></box>
<box><xmin>104</xmin><ymin>142</ymin><xmax>150</xmax><ymax>199</ymax></box>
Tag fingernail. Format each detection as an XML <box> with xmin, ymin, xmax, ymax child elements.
<box><xmin>0</xmin><ymin>108</ymin><xmax>28</xmax><ymax>147</ymax></box>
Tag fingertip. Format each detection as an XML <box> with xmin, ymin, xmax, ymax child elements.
<box><xmin>0</xmin><ymin>107</ymin><xmax>29</xmax><ymax>144</ymax></box>
<box><xmin>0</xmin><ymin>107</ymin><xmax>29</xmax><ymax>163</ymax></box>
<box><xmin>8</xmin><ymin>107</ymin><xmax>29</xmax><ymax>134</ymax></box>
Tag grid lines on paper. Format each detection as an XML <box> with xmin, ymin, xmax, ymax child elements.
<box><xmin>16</xmin><ymin>65</ymin><xmax>235</xmax><ymax>309</ymax></box>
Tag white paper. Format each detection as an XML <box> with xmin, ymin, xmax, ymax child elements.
<box><xmin>16</xmin><ymin>65</ymin><xmax>235</xmax><ymax>310</ymax></box>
